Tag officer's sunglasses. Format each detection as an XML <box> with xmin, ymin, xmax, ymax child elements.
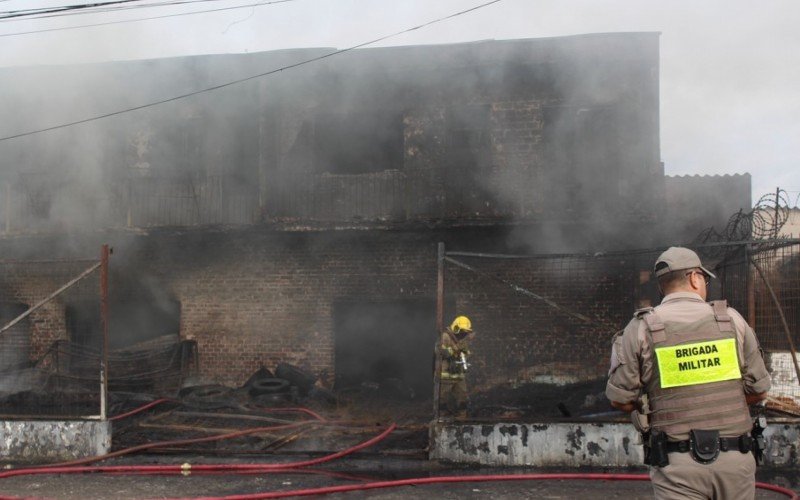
<box><xmin>686</xmin><ymin>270</ymin><xmax>710</xmax><ymax>286</ymax></box>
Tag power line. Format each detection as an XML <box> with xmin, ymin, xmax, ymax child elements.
<box><xmin>1</xmin><ymin>0</ymin><xmax>144</xmax><ymax>19</ymax></box>
<box><xmin>1</xmin><ymin>0</ymin><xmax>227</xmax><ymax>22</ymax></box>
<box><xmin>0</xmin><ymin>0</ymin><xmax>291</xmax><ymax>37</ymax></box>
<box><xmin>0</xmin><ymin>0</ymin><xmax>503</xmax><ymax>142</ymax></box>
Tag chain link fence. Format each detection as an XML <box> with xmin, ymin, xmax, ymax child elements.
<box><xmin>440</xmin><ymin>240</ymin><xmax>800</xmax><ymax>421</ymax></box>
<box><xmin>0</xmin><ymin>256</ymin><xmax>107</xmax><ymax>418</ymax></box>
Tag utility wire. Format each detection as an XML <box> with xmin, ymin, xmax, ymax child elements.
<box><xmin>0</xmin><ymin>0</ymin><xmax>503</xmax><ymax>142</ymax></box>
<box><xmin>1</xmin><ymin>0</ymin><xmax>227</xmax><ymax>22</ymax></box>
<box><xmin>1</xmin><ymin>0</ymin><xmax>291</xmax><ymax>37</ymax></box>
<box><xmin>1</xmin><ymin>0</ymin><xmax>144</xmax><ymax>19</ymax></box>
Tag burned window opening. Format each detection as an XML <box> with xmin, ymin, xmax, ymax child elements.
<box><xmin>66</xmin><ymin>284</ymin><xmax>182</xmax><ymax>351</ymax></box>
<box><xmin>0</xmin><ymin>302</ymin><xmax>31</xmax><ymax>372</ymax></box>
<box><xmin>446</xmin><ymin>104</ymin><xmax>491</xmax><ymax>150</ymax></box>
<box><xmin>445</xmin><ymin>104</ymin><xmax>494</xmax><ymax>216</ymax></box>
<box><xmin>313</xmin><ymin>110</ymin><xmax>404</xmax><ymax>174</ymax></box>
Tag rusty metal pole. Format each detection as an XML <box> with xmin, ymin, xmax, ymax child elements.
<box><xmin>100</xmin><ymin>244</ymin><xmax>110</xmax><ymax>420</ymax></box>
<box><xmin>4</xmin><ymin>182</ymin><xmax>10</xmax><ymax>234</ymax></box>
<box><xmin>773</xmin><ymin>187</ymin><xmax>781</xmax><ymax>239</ymax></box>
<box><xmin>437</xmin><ymin>242</ymin><xmax>445</xmax><ymax>333</ymax></box>
<box><xmin>433</xmin><ymin>242</ymin><xmax>445</xmax><ymax>420</ymax></box>
<box><xmin>746</xmin><ymin>245</ymin><xmax>756</xmax><ymax>327</ymax></box>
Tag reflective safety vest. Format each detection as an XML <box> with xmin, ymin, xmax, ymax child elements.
<box><xmin>642</xmin><ymin>300</ymin><xmax>751</xmax><ymax>438</ymax></box>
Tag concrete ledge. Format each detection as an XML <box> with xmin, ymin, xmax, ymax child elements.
<box><xmin>430</xmin><ymin>421</ymin><xmax>800</xmax><ymax>468</ymax></box>
<box><xmin>0</xmin><ymin>420</ymin><xmax>111</xmax><ymax>464</ymax></box>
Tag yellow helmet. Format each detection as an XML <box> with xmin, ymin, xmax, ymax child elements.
<box><xmin>450</xmin><ymin>315</ymin><xmax>472</xmax><ymax>333</ymax></box>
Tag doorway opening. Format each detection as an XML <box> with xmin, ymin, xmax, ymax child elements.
<box><xmin>334</xmin><ymin>299</ymin><xmax>436</xmax><ymax>400</ymax></box>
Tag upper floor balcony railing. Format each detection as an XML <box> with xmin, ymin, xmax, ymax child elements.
<box><xmin>0</xmin><ymin>166</ymin><xmax>584</xmax><ymax>235</ymax></box>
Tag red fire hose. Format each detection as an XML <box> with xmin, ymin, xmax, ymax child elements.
<box><xmin>168</xmin><ymin>474</ymin><xmax>799</xmax><ymax>500</ymax></box>
<box><xmin>110</xmin><ymin>398</ymin><xmax>173</xmax><ymax>421</ymax></box>
<box><xmin>0</xmin><ymin>413</ymin><xmax>796</xmax><ymax>500</ymax></box>
<box><xmin>40</xmin><ymin>403</ymin><xmax>330</xmax><ymax>468</ymax></box>
<box><xmin>0</xmin><ymin>424</ymin><xmax>397</xmax><ymax>480</ymax></box>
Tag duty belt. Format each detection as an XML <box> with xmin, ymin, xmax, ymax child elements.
<box><xmin>666</xmin><ymin>434</ymin><xmax>753</xmax><ymax>454</ymax></box>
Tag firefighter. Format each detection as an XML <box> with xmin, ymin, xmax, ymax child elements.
<box><xmin>437</xmin><ymin>315</ymin><xmax>474</xmax><ymax>420</ymax></box>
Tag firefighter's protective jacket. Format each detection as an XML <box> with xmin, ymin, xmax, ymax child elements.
<box><xmin>439</xmin><ymin>328</ymin><xmax>472</xmax><ymax>380</ymax></box>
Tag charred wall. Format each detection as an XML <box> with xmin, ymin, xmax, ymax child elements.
<box><xmin>0</xmin><ymin>225</ymin><xmax>646</xmax><ymax>390</ymax></box>
<box><xmin>0</xmin><ymin>32</ymin><xmax>669</xmax><ymax>393</ymax></box>
<box><xmin>0</xmin><ymin>33</ymin><xmax>662</xmax><ymax>236</ymax></box>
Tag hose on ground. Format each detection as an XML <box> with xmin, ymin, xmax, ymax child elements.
<box><xmin>0</xmin><ymin>421</ymin><xmax>796</xmax><ymax>500</ymax></box>
<box><xmin>0</xmin><ymin>423</ymin><xmax>397</xmax><ymax>479</ymax></box>
<box><xmin>166</xmin><ymin>474</ymin><xmax>799</xmax><ymax>500</ymax></box>
<box><xmin>110</xmin><ymin>398</ymin><xmax>173</xmax><ymax>421</ymax></box>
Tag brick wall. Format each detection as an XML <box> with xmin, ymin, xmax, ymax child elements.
<box><xmin>119</xmin><ymin>228</ymin><xmax>640</xmax><ymax>388</ymax></box>
<box><xmin>2</xmin><ymin>227</ymin><xmax>642</xmax><ymax>392</ymax></box>
<box><xmin>0</xmin><ymin>261</ymin><xmax>97</xmax><ymax>363</ymax></box>
<box><xmin>135</xmin><ymin>229</ymin><xmax>441</xmax><ymax>386</ymax></box>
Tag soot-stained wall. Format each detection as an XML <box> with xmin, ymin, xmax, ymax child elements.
<box><xmin>0</xmin><ymin>227</ymin><xmax>642</xmax><ymax>390</ymax></box>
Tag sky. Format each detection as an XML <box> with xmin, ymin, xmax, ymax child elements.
<box><xmin>1</xmin><ymin>0</ymin><xmax>799</xmax><ymax>205</ymax></box>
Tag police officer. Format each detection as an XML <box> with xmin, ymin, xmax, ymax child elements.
<box><xmin>606</xmin><ymin>247</ymin><xmax>771</xmax><ymax>500</ymax></box>
<box><xmin>437</xmin><ymin>315</ymin><xmax>474</xmax><ymax>419</ymax></box>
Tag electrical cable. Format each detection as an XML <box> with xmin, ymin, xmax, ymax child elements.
<box><xmin>0</xmin><ymin>0</ymin><xmax>503</xmax><ymax>142</ymax></box>
<box><xmin>1</xmin><ymin>0</ymin><xmax>233</xmax><ymax>23</ymax></box>
<box><xmin>1</xmin><ymin>0</ymin><xmax>143</xmax><ymax>19</ymax></box>
<box><xmin>0</xmin><ymin>0</ymin><xmax>291</xmax><ymax>35</ymax></box>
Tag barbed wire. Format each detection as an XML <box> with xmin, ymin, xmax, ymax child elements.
<box><xmin>693</xmin><ymin>187</ymin><xmax>793</xmax><ymax>260</ymax></box>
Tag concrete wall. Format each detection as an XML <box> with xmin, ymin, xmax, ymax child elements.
<box><xmin>0</xmin><ymin>420</ymin><xmax>111</xmax><ymax>464</ymax></box>
<box><xmin>430</xmin><ymin>421</ymin><xmax>800</xmax><ymax>468</ymax></box>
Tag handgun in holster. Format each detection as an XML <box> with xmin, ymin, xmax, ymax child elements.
<box><xmin>751</xmin><ymin>415</ymin><xmax>767</xmax><ymax>466</ymax></box>
<box><xmin>644</xmin><ymin>430</ymin><xmax>669</xmax><ymax>467</ymax></box>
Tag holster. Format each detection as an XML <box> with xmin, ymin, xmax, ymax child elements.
<box><xmin>646</xmin><ymin>430</ymin><xmax>669</xmax><ymax>467</ymax></box>
<box><xmin>690</xmin><ymin>429</ymin><xmax>720</xmax><ymax>464</ymax></box>
<box><xmin>752</xmin><ymin>416</ymin><xmax>767</xmax><ymax>466</ymax></box>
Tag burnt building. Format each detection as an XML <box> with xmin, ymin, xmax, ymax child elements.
<box><xmin>0</xmin><ymin>33</ymin><xmax>751</xmax><ymax>410</ymax></box>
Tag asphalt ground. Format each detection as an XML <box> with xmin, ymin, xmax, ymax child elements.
<box><xmin>0</xmin><ymin>456</ymin><xmax>796</xmax><ymax>500</ymax></box>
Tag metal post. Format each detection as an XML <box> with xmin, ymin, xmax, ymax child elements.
<box><xmin>4</xmin><ymin>182</ymin><xmax>10</xmax><ymax>234</ymax></box>
<box><xmin>436</xmin><ymin>242</ymin><xmax>445</xmax><ymax>333</ymax></box>
<box><xmin>433</xmin><ymin>242</ymin><xmax>445</xmax><ymax>419</ymax></box>
<box><xmin>746</xmin><ymin>245</ymin><xmax>756</xmax><ymax>327</ymax></box>
<box><xmin>773</xmin><ymin>187</ymin><xmax>781</xmax><ymax>239</ymax></box>
<box><xmin>100</xmin><ymin>244</ymin><xmax>110</xmax><ymax>420</ymax></box>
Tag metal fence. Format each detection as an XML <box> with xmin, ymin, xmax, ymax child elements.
<box><xmin>722</xmin><ymin>241</ymin><xmax>800</xmax><ymax>416</ymax></box>
<box><xmin>436</xmin><ymin>240</ymin><xmax>800</xmax><ymax>421</ymax></box>
<box><xmin>0</xmin><ymin>173</ymin><xmax>258</xmax><ymax>235</ymax></box>
<box><xmin>0</xmin><ymin>249</ymin><xmax>108</xmax><ymax>419</ymax></box>
<box><xmin>0</xmin><ymin>247</ymin><xmax>198</xmax><ymax>420</ymax></box>
<box><xmin>127</xmin><ymin>174</ymin><xmax>257</xmax><ymax>227</ymax></box>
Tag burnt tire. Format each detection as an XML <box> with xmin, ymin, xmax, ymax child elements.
<box><xmin>307</xmin><ymin>386</ymin><xmax>337</xmax><ymax>406</ymax></box>
<box><xmin>242</xmin><ymin>366</ymin><xmax>276</xmax><ymax>389</ymax></box>
<box><xmin>252</xmin><ymin>391</ymin><xmax>294</xmax><ymax>406</ymax></box>
<box><xmin>179</xmin><ymin>384</ymin><xmax>231</xmax><ymax>400</ymax></box>
<box><xmin>275</xmin><ymin>363</ymin><xmax>317</xmax><ymax>395</ymax></box>
<box><xmin>248</xmin><ymin>377</ymin><xmax>291</xmax><ymax>397</ymax></box>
